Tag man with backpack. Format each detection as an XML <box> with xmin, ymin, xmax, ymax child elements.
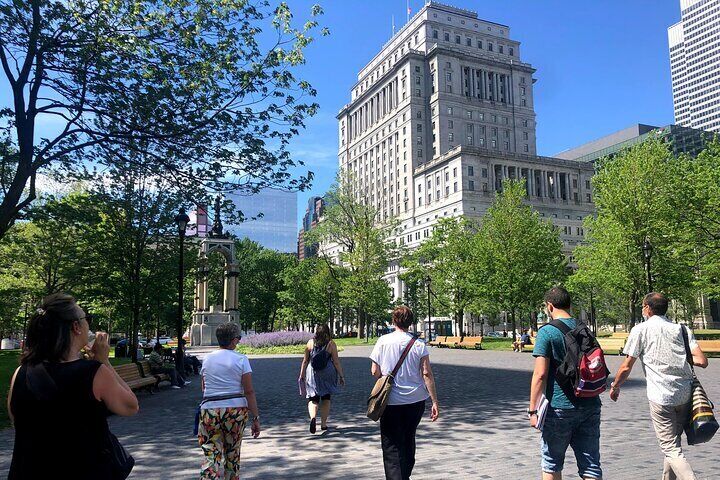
<box><xmin>529</xmin><ymin>286</ymin><xmax>604</xmax><ymax>480</ymax></box>
<box><xmin>610</xmin><ymin>292</ymin><xmax>708</xmax><ymax>480</ymax></box>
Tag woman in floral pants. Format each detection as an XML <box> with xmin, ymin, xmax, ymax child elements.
<box><xmin>199</xmin><ymin>323</ymin><xmax>260</xmax><ymax>479</ymax></box>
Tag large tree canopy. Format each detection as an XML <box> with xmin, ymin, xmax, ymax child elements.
<box><xmin>0</xmin><ymin>0</ymin><xmax>327</xmax><ymax>239</ymax></box>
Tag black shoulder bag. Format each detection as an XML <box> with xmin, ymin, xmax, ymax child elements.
<box><xmin>681</xmin><ymin>326</ymin><xmax>718</xmax><ymax>445</ymax></box>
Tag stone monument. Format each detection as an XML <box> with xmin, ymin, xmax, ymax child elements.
<box><xmin>190</xmin><ymin>196</ymin><xmax>241</xmax><ymax>346</ymax></box>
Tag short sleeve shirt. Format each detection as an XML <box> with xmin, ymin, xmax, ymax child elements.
<box><xmin>370</xmin><ymin>330</ymin><xmax>430</xmax><ymax>405</ymax></box>
<box><xmin>201</xmin><ymin>349</ymin><xmax>252</xmax><ymax>409</ymax></box>
<box><xmin>623</xmin><ymin>315</ymin><xmax>698</xmax><ymax>406</ymax></box>
<box><xmin>532</xmin><ymin>318</ymin><xmax>602</xmax><ymax>410</ymax></box>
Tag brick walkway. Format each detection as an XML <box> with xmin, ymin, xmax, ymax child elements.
<box><xmin>1</xmin><ymin>346</ymin><xmax>718</xmax><ymax>479</ymax></box>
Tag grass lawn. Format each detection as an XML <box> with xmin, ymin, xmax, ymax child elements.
<box><xmin>479</xmin><ymin>338</ymin><xmax>514</xmax><ymax>351</ymax></box>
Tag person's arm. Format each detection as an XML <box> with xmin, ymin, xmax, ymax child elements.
<box><xmin>91</xmin><ymin>333</ymin><xmax>139</xmax><ymax>416</ymax></box>
<box><xmin>528</xmin><ymin>356</ymin><xmax>549</xmax><ymax>428</ymax></box>
<box><xmin>242</xmin><ymin>373</ymin><xmax>260</xmax><ymax>438</ymax></box>
<box><xmin>7</xmin><ymin>366</ymin><xmax>19</xmax><ymax>425</ymax></box>
<box><xmin>420</xmin><ymin>355</ymin><xmax>439</xmax><ymax>421</ymax></box>
<box><xmin>610</xmin><ymin>356</ymin><xmax>637</xmax><ymax>402</ymax></box>
<box><xmin>299</xmin><ymin>341</ymin><xmax>311</xmax><ymax>380</ymax></box>
<box><xmin>371</xmin><ymin>361</ymin><xmax>382</xmax><ymax>378</ymax></box>
<box><xmin>691</xmin><ymin>345</ymin><xmax>708</xmax><ymax>368</ymax></box>
<box><xmin>329</xmin><ymin>341</ymin><xmax>345</xmax><ymax>385</ymax></box>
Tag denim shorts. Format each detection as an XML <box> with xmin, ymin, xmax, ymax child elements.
<box><xmin>541</xmin><ymin>405</ymin><xmax>602</xmax><ymax>479</ymax></box>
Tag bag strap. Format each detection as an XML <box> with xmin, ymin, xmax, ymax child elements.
<box><xmin>549</xmin><ymin>319</ymin><xmax>572</xmax><ymax>335</ymax></box>
<box><xmin>680</xmin><ymin>325</ymin><xmax>695</xmax><ymax>373</ymax></box>
<box><xmin>200</xmin><ymin>393</ymin><xmax>246</xmax><ymax>406</ymax></box>
<box><xmin>391</xmin><ymin>336</ymin><xmax>417</xmax><ymax>378</ymax></box>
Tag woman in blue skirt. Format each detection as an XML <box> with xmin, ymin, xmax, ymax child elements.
<box><xmin>299</xmin><ymin>324</ymin><xmax>345</xmax><ymax>433</ymax></box>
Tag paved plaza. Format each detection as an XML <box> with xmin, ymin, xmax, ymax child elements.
<box><xmin>1</xmin><ymin>346</ymin><xmax>719</xmax><ymax>479</ymax></box>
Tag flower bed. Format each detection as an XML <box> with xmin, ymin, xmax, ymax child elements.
<box><xmin>238</xmin><ymin>331</ymin><xmax>313</xmax><ymax>349</ymax></box>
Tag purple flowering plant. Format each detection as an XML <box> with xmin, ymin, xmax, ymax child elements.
<box><xmin>238</xmin><ymin>331</ymin><xmax>313</xmax><ymax>348</ymax></box>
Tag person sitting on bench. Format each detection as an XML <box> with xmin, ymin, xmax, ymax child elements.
<box><xmin>149</xmin><ymin>343</ymin><xmax>189</xmax><ymax>389</ymax></box>
<box><xmin>513</xmin><ymin>330</ymin><xmax>532</xmax><ymax>352</ymax></box>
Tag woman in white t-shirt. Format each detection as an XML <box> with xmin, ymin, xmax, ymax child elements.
<box><xmin>199</xmin><ymin>323</ymin><xmax>260</xmax><ymax>480</ymax></box>
<box><xmin>370</xmin><ymin>306</ymin><xmax>439</xmax><ymax>480</ymax></box>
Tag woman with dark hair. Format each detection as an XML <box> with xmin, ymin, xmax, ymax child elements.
<box><xmin>7</xmin><ymin>293</ymin><xmax>139</xmax><ymax>479</ymax></box>
<box><xmin>299</xmin><ymin>324</ymin><xmax>345</xmax><ymax>433</ymax></box>
<box><xmin>370</xmin><ymin>306</ymin><xmax>439</xmax><ymax>480</ymax></box>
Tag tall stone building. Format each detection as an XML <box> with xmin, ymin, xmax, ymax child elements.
<box><xmin>669</xmin><ymin>0</ymin><xmax>720</xmax><ymax>132</ymax></box>
<box><xmin>332</xmin><ymin>2</ymin><xmax>594</xmax><ymax>324</ymax></box>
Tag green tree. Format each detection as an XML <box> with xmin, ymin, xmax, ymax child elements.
<box><xmin>570</xmin><ymin>138</ymin><xmax>695</xmax><ymax>328</ymax></box>
<box><xmin>0</xmin><ymin>0</ymin><xmax>327</xmax><ymax>239</ymax></box>
<box><xmin>471</xmin><ymin>180</ymin><xmax>566</xmax><ymax>341</ymax></box>
<box><xmin>402</xmin><ymin>217</ymin><xmax>476</xmax><ymax>335</ymax></box>
<box><xmin>308</xmin><ymin>174</ymin><xmax>397</xmax><ymax>338</ymax></box>
<box><xmin>277</xmin><ymin>257</ymin><xmax>333</xmax><ymax>331</ymax></box>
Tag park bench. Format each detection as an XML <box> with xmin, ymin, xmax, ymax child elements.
<box><xmin>438</xmin><ymin>336</ymin><xmax>462</xmax><ymax>348</ymax></box>
<box><xmin>137</xmin><ymin>359</ymin><xmax>172</xmax><ymax>388</ymax></box>
<box><xmin>611</xmin><ymin>332</ymin><xmax>629</xmax><ymax>339</ymax></box>
<box><xmin>114</xmin><ymin>363</ymin><xmax>156</xmax><ymax>393</ymax></box>
<box><xmin>597</xmin><ymin>337</ymin><xmax>626</xmax><ymax>355</ymax></box>
<box><xmin>521</xmin><ymin>342</ymin><xmax>534</xmax><ymax>352</ymax></box>
<box><xmin>428</xmin><ymin>336</ymin><xmax>446</xmax><ymax>347</ymax></box>
<box><xmin>697</xmin><ymin>340</ymin><xmax>720</xmax><ymax>354</ymax></box>
<box><xmin>457</xmin><ymin>336</ymin><xmax>483</xmax><ymax>349</ymax></box>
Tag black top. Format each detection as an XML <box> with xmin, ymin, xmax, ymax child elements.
<box><xmin>9</xmin><ymin>359</ymin><xmax>113</xmax><ymax>479</ymax></box>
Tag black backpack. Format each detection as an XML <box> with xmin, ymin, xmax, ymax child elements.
<box><xmin>310</xmin><ymin>343</ymin><xmax>332</xmax><ymax>371</ymax></box>
<box><xmin>546</xmin><ymin>319</ymin><xmax>609</xmax><ymax>399</ymax></box>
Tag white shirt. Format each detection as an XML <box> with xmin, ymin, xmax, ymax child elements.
<box><xmin>623</xmin><ymin>315</ymin><xmax>698</xmax><ymax>406</ymax></box>
<box><xmin>200</xmin><ymin>349</ymin><xmax>252</xmax><ymax>409</ymax></box>
<box><xmin>370</xmin><ymin>330</ymin><xmax>430</xmax><ymax>406</ymax></box>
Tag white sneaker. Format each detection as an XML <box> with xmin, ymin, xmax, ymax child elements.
<box><xmin>171</xmin><ymin>385</ymin><xmax>182</xmax><ymax>389</ymax></box>
<box><xmin>184</xmin><ymin>381</ymin><xmax>192</xmax><ymax>386</ymax></box>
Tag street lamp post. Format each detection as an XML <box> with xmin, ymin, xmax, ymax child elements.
<box><xmin>643</xmin><ymin>237</ymin><xmax>653</xmax><ymax>292</ymax></box>
<box><xmin>327</xmin><ymin>285</ymin><xmax>333</xmax><ymax>331</ymax></box>
<box><xmin>424</xmin><ymin>276</ymin><xmax>432</xmax><ymax>341</ymax></box>
<box><xmin>174</xmin><ymin>207</ymin><xmax>190</xmax><ymax>373</ymax></box>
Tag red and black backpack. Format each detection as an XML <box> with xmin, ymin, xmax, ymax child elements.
<box><xmin>545</xmin><ymin>319</ymin><xmax>609</xmax><ymax>398</ymax></box>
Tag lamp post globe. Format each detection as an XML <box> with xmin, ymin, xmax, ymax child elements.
<box><xmin>174</xmin><ymin>207</ymin><xmax>190</xmax><ymax>372</ymax></box>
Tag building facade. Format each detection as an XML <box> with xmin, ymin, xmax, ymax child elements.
<box><xmin>298</xmin><ymin>196</ymin><xmax>325</xmax><ymax>259</ymax></box>
<box><xmin>556</xmin><ymin>123</ymin><xmax>713</xmax><ymax>163</ymax></box>
<box><xmin>331</xmin><ymin>2</ymin><xmax>595</xmax><ymax>332</ymax></box>
<box><xmin>669</xmin><ymin>0</ymin><xmax>720</xmax><ymax>132</ymax></box>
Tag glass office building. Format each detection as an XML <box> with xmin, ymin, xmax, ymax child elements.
<box><xmin>224</xmin><ymin>188</ymin><xmax>298</xmax><ymax>253</ymax></box>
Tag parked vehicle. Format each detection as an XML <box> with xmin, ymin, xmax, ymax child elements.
<box><xmin>485</xmin><ymin>331</ymin><xmax>504</xmax><ymax>338</ymax></box>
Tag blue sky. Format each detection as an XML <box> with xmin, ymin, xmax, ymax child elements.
<box><xmin>288</xmin><ymin>0</ymin><xmax>681</xmax><ymax>227</ymax></box>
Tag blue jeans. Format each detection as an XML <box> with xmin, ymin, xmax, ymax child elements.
<box><xmin>541</xmin><ymin>405</ymin><xmax>602</xmax><ymax>478</ymax></box>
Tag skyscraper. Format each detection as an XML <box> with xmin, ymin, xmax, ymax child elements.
<box><xmin>669</xmin><ymin>0</ymin><xmax>720</xmax><ymax>131</ymax></box>
<box><xmin>333</xmin><ymin>2</ymin><xmax>594</xmax><ymax>302</ymax></box>
<box><xmin>225</xmin><ymin>188</ymin><xmax>298</xmax><ymax>252</ymax></box>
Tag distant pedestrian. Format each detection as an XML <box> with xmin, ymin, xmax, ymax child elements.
<box><xmin>370</xmin><ymin>306</ymin><xmax>439</xmax><ymax>480</ymax></box>
<box><xmin>8</xmin><ymin>293</ymin><xmax>139</xmax><ymax>479</ymax></box>
<box><xmin>529</xmin><ymin>286</ymin><xmax>603</xmax><ymax>480</ymax></box>
<box><xmin>299</xmin><ymin>324</ymin><xmax>345</xmax><ymax>433</ymax></box>
<box><xmin>199</xmin><ymin>322</ymin><xmax>260</xmax><ymax>480</ymax></box>
<box><xmin>610</xmin><ymin>292</ymin><xmax>708</xmax><ymax>480</ymax></box>
<box><xmin>148</xmin><ymin>342</ymin><xmax>189</xmax><ymax>389</ymax></box>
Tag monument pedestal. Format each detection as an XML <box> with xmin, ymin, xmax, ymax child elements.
<box><xmin>190</xmin><ymin>305</ymin><xmax>240</xmax><ymax>346</ymax></box>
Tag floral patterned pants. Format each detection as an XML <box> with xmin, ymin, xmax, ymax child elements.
<box><xmin>198</xmin><ymin>407</ymin><xmax>248</xmax><ymax>480</ymax></box>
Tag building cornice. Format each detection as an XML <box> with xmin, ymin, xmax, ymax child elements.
<box><xmin>427</xmin><ymin>44</ymin><xmax>535</xmax><ymax>74</ymax></box>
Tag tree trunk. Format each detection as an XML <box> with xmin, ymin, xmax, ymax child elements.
<box><xmin>270</xmin><ymin>308</ymin><xmax>277</xmax><ymax>332</ymax></box>
<box><xmin>130</xmin><ymin>306</ymin><xmax>140</xmax><ymax>362</ymax></box>
<box><xmin>629</xmin><ymin>293</ymin><xmax>638</xmax><ymax>330</ymax></box>
<box><xmin>511</xmin><ymin>309</ymin><xmax>517</xmax><ymax>342</ymax></box>
<box><xmin>358</xmin><ymin>308</ymin><xmax>366</xmax><ymax>339</ymax></box>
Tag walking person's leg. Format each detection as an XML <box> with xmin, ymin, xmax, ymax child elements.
<box><xmin>222</xmin><ymin>407</ymin><xmax>249</xmax><ymax>480</ymax></box>
<box><xmin>319</xmin><ymin>395</ymin><xmax>332</xmax><ymax>429</ymax></box>
<box><xmin>308</xmin><ymin>397</ymin><xmax>319</xmax><ymax>433</ymax></box>
<box><xmin>380</xmin><ymin>404</ymin><xmax>405</xmax><ymax>480</ymax></box>
<box><xmin>569</xmin><ymin>407</ymin><xmax>602</xmax><ymax>480</ymax></box>
<box><xmin>540</xmin><ymin>408</ymin><xmax>574</xmax><ymax>480</ymax></box>
<box><xmin>649</xmin><ymin>401</ymin><xmax>697</xmax><ymax>480</ymax></box>
<box><xmin>198</xmin><ymin>408</ymin><xmax>224</xmax><ymax>479</ymax></box>
<box><xmin>400</xmin><ymin>400</ymin><xmax>426</xmax><ymax>479</ymax></box>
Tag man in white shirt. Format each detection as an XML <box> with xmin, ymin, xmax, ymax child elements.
<box><xmin>610</xmin><ymin>293</ymin><xmax>708</xmax><ymax>480</ymax></box>
<box><xmin>370</xmin><ymin>306</ymin><xmax>439</xmax><ymax>480</ymax></box>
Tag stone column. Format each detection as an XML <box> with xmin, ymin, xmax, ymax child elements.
<box><xmin>223</xmin><ymin>264</ymin><xmax>240</xmax><ymax>311</ymax></box>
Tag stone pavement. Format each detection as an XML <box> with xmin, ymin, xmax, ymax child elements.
<box><xmin>1</xmin><ymin>346</ymin><xmax>719</xmax><ymax>479</ymax></box>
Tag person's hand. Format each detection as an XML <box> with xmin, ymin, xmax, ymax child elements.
<box><xmin>430</xmin><ymin>402</ymin><xmax>439</xmax><ymax>422</ymax></box>
<box><xmin>529</xmin><ymin>414</ymin><xmax>538</xmax><ymax>428</ymax></box>
<box><xmin>610</xmin><ymin>386</ymin><xmax>620</xmax><ymax>402</ymax></box>
<box><xmin>90</xmin><ymin>332</ymin><xmax>110</xmax><ymax>364</ymax></box>
<box><xmin>339</xmin><ymin>375</ymin><xmax>346</xmax><ymax>386</ymax></box>
<box><xmin>251</xmin><ymin>418</ymin><xmax>261</xmax><ymax>438</ymax></box>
